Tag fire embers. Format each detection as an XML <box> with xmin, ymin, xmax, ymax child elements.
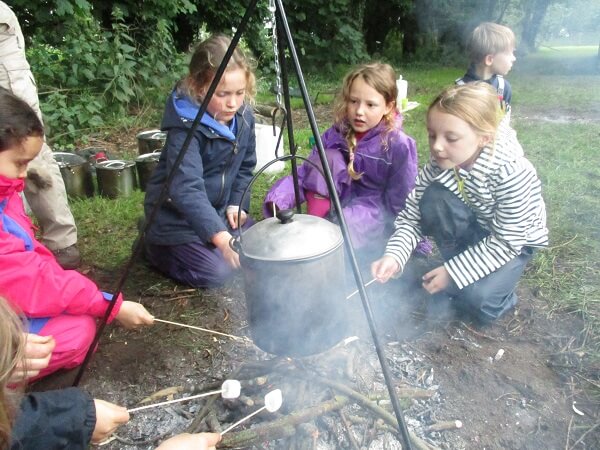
<box><xmin>180</xmin><ymin>339</ymin><xmax>454</xmax><ymax>449</ymax></box>
<box><xmin>111</xmin><ymin>336</ymin><xmax>457</xmax><ymax>448</ymax></box>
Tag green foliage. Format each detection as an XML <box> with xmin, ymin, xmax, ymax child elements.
<box><xmin>285</xmin><ymin>0</ymin><xmax>369</xmax><ymax>70</ymax></box>
<box><xmin>171</xmin><ymin>0</ymin><xmax>271</xmax><ymax>67</ymax></box>
<box><xmin>539</xmin><ymin>0</ymin><xmax>600</xmax><ymax>45</ymax></box>
<box><xmin>15</xmin><ymin>1</ymin><xmax>191</xmax><ymax>146</ymax></box>
<box><xmin>40</xmin><ymin>90</ymin><xmax>104</xmax><ymax>140</ymax></box>
<box><xmin>10</xmin><ymin>0</ymin><xmax>588</xmax><ymax>148</ymax></box>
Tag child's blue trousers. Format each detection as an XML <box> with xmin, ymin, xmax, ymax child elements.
<box><xmin>144</xmin><ymin>218</ymin><xmax>254</xmax><ymax>288</ymax></box>
<box><xmin>418</xmin><ymin>182</ymin><xmax>533</xmax><ymax>323</ymax></box>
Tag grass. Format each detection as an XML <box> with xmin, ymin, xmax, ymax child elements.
<box><xmin>70</xmin><ymin>190</ymin><xmax>144</xmax><ymax>268</ymax></box>
<box><xmin>510</xmin><ymin>47</ymin><xmax>600</xmax><ymax>394</ymax></box>
<box><xmin>510</xmin><ymin>46</ymin><xmax>600</xmax><ymax>128</ymax></box>
<box><xmin>69</xmin><ymin>45</ymin><xmax>600</xmax><ymax>392</ymax></box>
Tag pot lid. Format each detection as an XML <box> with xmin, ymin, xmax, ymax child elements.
<box><xmin>241</xmin><ymin>210</ymin><xmax>343</xmax><ymax>261</ymax></box>
<box><xmin>53</xmin><ymin>152</ymin><xmax>86</xmax><ymax>167</ymax></box>
<box><xmin>135</xmin><ymin>151</ymin><xmax>162</xmax><ymax>162</ymax></box>
<box><xmin>96</xmin><ymin>160</ymin><xmax>135</xmax><ymax>169</ymax></box>
<box><xmin>136</xmin><ymin>129</ymin><xmax>166</xmax><ymax>140</ymax></box>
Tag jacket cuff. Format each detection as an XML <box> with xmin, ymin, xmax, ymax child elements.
<box><xmin>101</xmin><ymin>291</ymin><xmax>124</xmax><ymax>323</ymax></box>
<box><xmin>86</xmin><ymin>291</ymin><xmax>123</xmax><ymax>323</ymax></box>
<box><xmin>83</xmin><ymin>391</ymin><xmax>97</xmax><ymax>445</ymax></box>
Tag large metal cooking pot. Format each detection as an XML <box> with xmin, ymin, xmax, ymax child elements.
<box><xmin>135</xmin><ymin>151</ymin><xmax>161</xmax><ymax>191</ymax></box>
<box><xmin>53</xmin><ymin>152</ymin><xmax>94</xmax><ymax>199</ymax></box>
<box><xmin>96</xmin><ymin>160</ymin><xmax>137</xmax><ymax>198</ymax></box>
<box><xmin>137</xmin><ymin>129</ymin><xmax>166</xmax><ymax>155</ymax></box>
<box><xmin>234</xmin><ymin>209</ymin><xmax>348</xmax><ymax>357</ymax></box>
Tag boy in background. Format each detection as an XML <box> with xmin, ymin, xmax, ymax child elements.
<box><xmin>456</xmin><ymin>22</ymin><xmax>516</xmax><ymax>114</ymax></box>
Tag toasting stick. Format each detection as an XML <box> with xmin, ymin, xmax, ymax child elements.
<box><xmin>346</xmin><ymin>278</ymin><xmax>377</xmax><ymax>300</ymax></box>
<box><xmin>153</xmin><ymin>318</ymin><xmax>245</xmax><ymax>341</ymax></box>
<box><xmin>128</xmin><ymin>380</ymin><xmax>241</xmax><ymax>413</ymax></box>
<box><xmin>220</xmin><ymin>389</ymin><xmax>283</xmax><ymax>435</ymax></box>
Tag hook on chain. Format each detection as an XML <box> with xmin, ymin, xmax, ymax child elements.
<box><xmin>266</xmin><ymin>0</ymin><xmax>283</xmax><ymax>109</ymax></box>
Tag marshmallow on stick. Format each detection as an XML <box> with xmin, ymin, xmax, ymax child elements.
<box><xmin>128</xmin><ymin>380</ymin><xmax>241</xmax><ymax>413</ymax></box>
<box><xmin>220</xmin><ymin>389</ymin><xmax>283</xmax><ymax>435</ymax></box>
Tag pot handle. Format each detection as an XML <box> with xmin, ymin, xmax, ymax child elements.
<box><xmin>276</xmin><ymin>208</ymin><xmax>294</xmax><ymax>224</ymax></box>
<box><xmin>229</xmin><ymin>235</ymin><xmax>241</xmax><ymax>254</ymax></box>
<box><xmin>234</xmin><ymin>154</ymin><xmax>325</xmax><ymax>252</ymax></box>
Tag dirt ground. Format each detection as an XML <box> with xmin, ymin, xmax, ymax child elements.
<box><xmin>32</xmin><ymin>104</ymin><xmax>600</xmax><ymax>449</ymax></box>
<box><xmin>32</xmin><ymin>253</ymin><xmax>599</xmax><ymax>449</ymax></box>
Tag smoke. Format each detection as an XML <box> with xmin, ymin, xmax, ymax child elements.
<box><xmin>353</xmin><ymin>254</ymin><xmax>457</xmax><ymax>343</ymax></box>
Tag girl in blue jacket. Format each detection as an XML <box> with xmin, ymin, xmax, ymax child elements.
<box><xmin>143</xmin><ymin>35</ymin><xmax>257</xmax><ymax>288</ymax></box>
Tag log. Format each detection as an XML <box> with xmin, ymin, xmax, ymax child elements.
<box><xmin>206</xmin><ymin>411</ymin><xmax>222</xmax><ymax>434</ymax></box>
<box><xmin>138</xmin><ymin>385</ymin><xmax>184</xmax><ymax>404</ymax></box>
<box><xmin>186</xmin><ymin>360</ymin><xmax>438</xmax><ymax>447</ymax></box>
<box><xmin>253</xmin><ymin>103</ymin><xmax>279</xmax><ymax>119</ymax></box>
<box><xmin>425</xmin><ymin>420</ymin><xmax>463</xmax><ymax>432</ymax></box>
<box><xmin>219</xmin><ymin>396</ymin><xmax>350</xmax><ymax>448</ymax></box>
<box><xmin>339</xmin><ymin>409</ymin><xmax>361</xmax><ymax>450</ymax></box>
<box><xmin>288</xmin><ymin>371</ymin><xmax>439</xmax><ymax>450</ymax></box>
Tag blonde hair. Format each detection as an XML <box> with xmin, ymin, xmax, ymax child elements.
<box><xmin>467</xmin><ymin>22</ymin><xmax>516</xmax><ymax>63</ymax></box>
<box><xmin>0</xmin><ymin>297</ymin><xmax>25</xmax><ymax>448</ymax></box>
<box><xmin>333</xmin><ymin>63</ymin><xmax>398</xmax><ymax>180</ymax></box>
<box><xmin>178</xmin><ymin>34</ymin><xmax>256</xmax><ymax>105</ymax></box>
<box><xmin>428</xmin><ymin>82</ymin><xmax>501</xmax><ymax>140</ymax></box>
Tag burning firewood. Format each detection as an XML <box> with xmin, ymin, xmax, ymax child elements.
<box><xmin>425</xmin><ymin>420</ymin><xmax>463</xmax><ymax>432</ymax></box>
<box><xmin>220</xmin><ymin>389</ymin><xmax>283</xmax><ymax>435</ymax></box>
<box><xmin>183</xmin><ymin>353</ymin><xmax>440</xmax><ymax>448</ymax></box>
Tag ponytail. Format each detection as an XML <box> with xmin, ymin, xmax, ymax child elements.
<box><xmin>345</xmin><ymin>130</ymin><xmax>363</xmax><ymax>180</ymax></box>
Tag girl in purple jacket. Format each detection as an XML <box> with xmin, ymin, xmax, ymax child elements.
<box><xmin>264</xmin><ymin>63</ymin><xmax>421</xmax><ymax>254</ymax></box>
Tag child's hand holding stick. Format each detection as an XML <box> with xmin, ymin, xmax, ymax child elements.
<box><xmin>92</xmin><ymin>400</ymin><xmax>130</xmax><ymax>444</ymax></box>
<box><xmin>371</xmin><ymin>255</ymin><xmax>400</xmax><ymax>283</ymax></box>
<box><xmin>115</xmin><ymin>301</ymin><xmax>155</xmax><ymax>329</ymax></box>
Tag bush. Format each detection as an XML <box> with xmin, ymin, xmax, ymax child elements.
<box><xmin>18</xmin><ymin>1</ymin><xmax>191</xmax><ymax>146</ymax></box>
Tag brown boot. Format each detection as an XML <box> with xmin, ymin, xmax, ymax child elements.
<box><xmin>52</xmin><ymin>244</ymin><xmax>81</xmax><ymax>270</ymax></box>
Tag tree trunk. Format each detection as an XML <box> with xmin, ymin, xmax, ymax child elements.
<box><xmin>483</xmin><ymin>0</ymin><xmax>497</xmax><ymax>20</ymax></box>
<box><xmin>521</xmin><ymin>0</ymin><xmax>553</xmax><ymax>52</ymax></box>
<box><xmin>496</xmin><ymin>0</ymin><xmax>512</xmax><ymax>22</ymax></box>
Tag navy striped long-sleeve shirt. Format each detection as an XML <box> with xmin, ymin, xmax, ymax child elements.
<box><xmin>384</xmin><ymin>121</ymin><xmax>548</xmax><ymax>289</ymax></box>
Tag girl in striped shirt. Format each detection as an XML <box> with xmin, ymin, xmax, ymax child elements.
<box><xmin>371</xmin><ymin>83</ymin><xmax>547</xmax><ymax>323</ymax></box>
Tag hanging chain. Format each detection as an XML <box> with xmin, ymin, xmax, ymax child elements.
<box><xmin>267</xmin><ymin>0</ymin><xmax>283</xmax><ymax>108</ymax></box>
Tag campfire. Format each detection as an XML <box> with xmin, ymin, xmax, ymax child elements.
<box><xmin>111</xmin><ymin>331</ymin><xmax>460</xmax><ymax>450</ymax></box>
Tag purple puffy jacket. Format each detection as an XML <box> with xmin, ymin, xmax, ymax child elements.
<box><xmin>263</xmin><ymin>116</ymin><xmax>419</xmax><ymax>249</ymax></box>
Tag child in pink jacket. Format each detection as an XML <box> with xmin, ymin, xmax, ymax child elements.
<box><xmin>0</xmin><ymin>88</ymin><xmax>154</xmax><ymax>381</ymax></box>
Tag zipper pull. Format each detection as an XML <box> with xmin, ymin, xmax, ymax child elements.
<box><xmin>233</xmin><ymin>142</ymin><xmax>238</xmax><ymax>154</ymax></box>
